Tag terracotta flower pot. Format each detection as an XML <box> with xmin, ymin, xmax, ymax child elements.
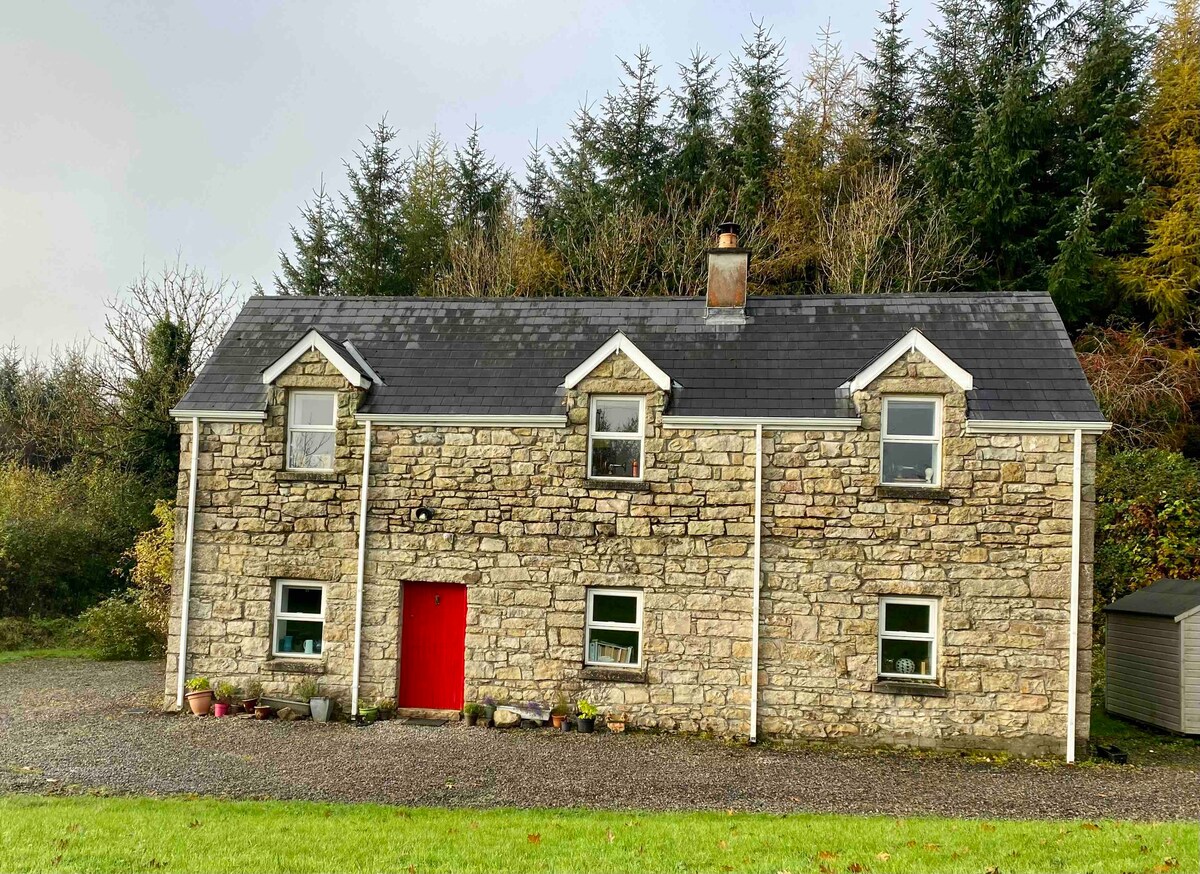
<box><xmin>254</xmin><ymin>705</ymin><xmax>271</xmax><ymax>720</ymax></box>
<box><xmin>213</xmin><ymin>702</ymin><xmax>230</xmax><ymax>718</ymax></box>
<box><xmin>551</xmin><ymin>714</ymin><xmax>566</xmax><ymax>729</ymax></box>
<box><xmin>185</xmin><ymin>690</ymin><xmax>214</xmax><ymax>717</ymax></box>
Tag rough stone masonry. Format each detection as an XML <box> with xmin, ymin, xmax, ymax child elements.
<box><xmin>165</xmin><ymin>345</ymin><xmax>1094</xmax><ymax>757</ymax></box>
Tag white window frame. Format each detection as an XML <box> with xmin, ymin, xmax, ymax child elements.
<box><xmin>287</xmin><ymin>390</ymin><xmax>337</xmax><ymax>472</ymax></box>
<box><xmin>587</xmin><ymin>395</ymin><xmax>645</xmax><ymax>481</ymax></box>
<box><xmin>881</xmin><ymin>395</ymin><xmax>942</xmax><ymax>487</ymax></box>
<box><xmin>878</xmin><ymin>596</ymin><xmax>938</xmax><ymax>680</ymax></box>
<box><xmin>272</xmin><ymin>580</ymin><xmax>327</xmax><ymax>659</ymax></box>
<box><xmin>584</xmin><ymin>587</ymin><xmax>644</xmax><ymax>668</ymax></box>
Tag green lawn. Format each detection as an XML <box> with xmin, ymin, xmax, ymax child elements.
<box><xmin>0</xmin><ymin>796</ymin><xmax>1193</xmax><ymax>874</ymax></box>
<box><xmin>0</xmin><ymin>648</ymin><xmax>93</xmax><ymax>665</ymax></box>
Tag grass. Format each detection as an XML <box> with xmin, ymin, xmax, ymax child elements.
<box><xmin>0</xmin><ymin>796</ymin><xmax>1194</xmax><ymax>874</ymax></box>
<box><xmin>0</xmin><ymin>648</ymin><xmax>93</xmax><ymax>665</ymax></box>
<box><xmin>1090</xmin><ymin>702</ymin><xmax>1200</xmax><ymax>768</ymax></box>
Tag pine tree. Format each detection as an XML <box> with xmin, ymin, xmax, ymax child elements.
<box><xmin>275</xmin><ymin>180</ymin><xmax>340</xmax><ymax>296</ymax></box>
<box><xmin>336</xmin><ymin>118</ymin><xmax>408</xmax><ymax>296</ymax></box>
<box><xmin>517</xmin><ymin>134</ymin><xmax>554</xmax><ymax>229</ymax></box>
<box><xmin>399</xmin><ymin>129</ymin><xmax>455</xmax><ymax>296</ymax></box>
<box><xmin>120</xmin><ymin>317</ymin><xmax>193</xmax><ymax>491</ymax></box>
<box><xmin>860</xmin><ymin>0</ymin><xmax>915</xmax><ymax>165</ymax></box>
<box><xmin>452</xmin><ymin>119</ymin><xmax>510</xmax><ymax>236</ymax></box>
<box><xmin>597</xmin><ymin>48</ymin><xmax>669</xmax><ymax>210</ymax></box>
<box><xmin>549</xmin><ymin>101</ymin><xmax>608</xmax><ymax>242</ymax></box>
<box><xmin>727</xmin><ymin>18</ymin><xmax>789</xmax><ymax>217</ymax></box>
<box><xmin>1048</xmin><ymin>185</ymin><xmax>1104</xmax><ymax>324</ymax></box>
<box><xmin>668</xmin><ymin>49</ymin><xmax>725</xmax><ymax>201</ymax></box>
<box><xmin>1123</xmin><ymin>0</ymin><xmax>1200</xmax><ymax>322</ymax></box>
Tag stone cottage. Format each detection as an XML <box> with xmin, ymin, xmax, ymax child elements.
<box><xmin>166</xmin><ymin>232</ymin><xmax>1108</xmax><ymax>758</ymax></box>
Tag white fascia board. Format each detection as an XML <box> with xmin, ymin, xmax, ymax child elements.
<box><xmin>843</xmin><ymin>328</ymin><xmax>973</xmax><ymax>394</ymax></box>
<box><xmin>965</xmin><ymin>419</ymin><xmax>1112</xmax><ymax>435</ymax></box>
<box><xmin>343</xmin><ymin>340</ymin><xmax>384</xmax><ymax>386</ymax></box>
<box><xmin>662</xmin><ymin>415</ymin><xmax>861</xmax><ymax>431</ymax></box>
<box><xmin>261</xmin><ymin>329</ymin><xmax>371</xmax><ymax>389</ymax></box>
<box><xmin>1172</xmin><ymin>604</ymin><xmax>1200</xmax><ymax>623</ymax></box>
<box><xmin>562</xmin><ymin>331</ymin><xmax>671</xmax><ymax>392</ymax></box>
<box><xmin>168</xmin><ymin>408</ymin><xmax>266</xmax><ymax>422</ymax></box>
<box><xmin>355</xmin><ymin>413</ymin><xmax>567</xmax><ymax>427</ymax></box>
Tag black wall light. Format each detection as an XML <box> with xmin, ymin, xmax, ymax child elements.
<box><xmin>412</xmin><ymin>506</ymin><xmax>434</xmax><ymax>522</ymax></box>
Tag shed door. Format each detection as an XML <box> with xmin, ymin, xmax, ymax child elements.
<box><xmin>398</xmin><ymin>581</ymin><xmax>467</xmax><ymax>710</ymax></box>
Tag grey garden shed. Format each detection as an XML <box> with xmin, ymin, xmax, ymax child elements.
<box><xmin>1104</xmin><ymin>578</ymin><xmax>1200</xmax><ymax>734</ymax></box>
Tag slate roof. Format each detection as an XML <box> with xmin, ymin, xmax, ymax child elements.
<box><xmin>1104</xmin><ymin>579</ymin><xmax>1200</xmax><ymax>620</ymax></box>
<box><xmin>175</xmin><ymin>291</ymin><xmax>1105</xmax><ymax>422</ymax></box>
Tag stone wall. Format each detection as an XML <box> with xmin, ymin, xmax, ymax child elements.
<box><xmin>165</xmin><ymin>347</ymin><xmax>1094</xmax><ymax>756</ymax></box>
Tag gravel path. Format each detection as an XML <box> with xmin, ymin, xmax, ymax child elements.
<box><xmin>1</xmin><ymin>659</ymin><xmax>1197</xmax><ymax>821</ymax></box>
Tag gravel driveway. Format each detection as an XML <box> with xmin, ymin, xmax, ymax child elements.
<box><xmin>1</xmin><ymin>659</ymin><xmax>1197</xmax><ymax>821</ymax></box>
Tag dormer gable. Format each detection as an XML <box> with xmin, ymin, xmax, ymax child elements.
<box><xmin>261</xmin><ymin>329</ymin><xmax>380</xmax><ymax>390</ymax></box>
<box><xmin>840</xmin><ymin>328</ymin><xmax>973</xmax><ymax>395</ymax></box>
<box><xmin>562</xmin><ymin>331</ymin><xmax>672</xmax><ymax>392</ymax></box>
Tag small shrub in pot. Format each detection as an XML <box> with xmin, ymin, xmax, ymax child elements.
<box><xmin>184</xmin><ymin>677</ymin><xmax>213</xmax><ymax>716</ymax></box>
<box><xmin>213</xmin><ymin>681</ymin><xmax>239</xmax><ymax>718</ymax></box>
<box><xmin>576</xmin><ymin>698</ymin><xmax>598</xmax><ymax>733</ymax></box>
<box><xmin>463</xmin><ymin>702</ymin><xmax>485</xmax><ymax>726</ymax></box>
<box><xmin>551</xmin><ymin>694</ymin><xmax>571</xmax><ymax>729</ymax></box>
<box><xmin>376</xmin><ymin>698</ymin><xmax>396</xmax><ymax>721</ymax></box>
<box><xmin>242</xmin><ymin>680</ymin><xmax>264</xmax><ymax>713</ymax></box>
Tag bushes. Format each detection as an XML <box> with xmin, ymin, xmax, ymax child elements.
<box><xmin>0</xmin><ymin>616</ymin><xmax>77</xmax><ymax>652</ymax></box>
<box><xmin>124</xmin><ymin>499</ymin><xmax>174</xmax><ymax>640</ymax></box>
<box><xmin>0</xmin><ymin>461</ymin><xmax>153</xmax><ymax>618</ymax></box>
<box><xmin>1095</xmin><ymin>449</ymin><xmax>1200</xmax><ymax>615</ymax></box>
<box><xmin>78</xmin><ymin>595</ymin><xmax>162</xmax><ymax>660</ymax></box>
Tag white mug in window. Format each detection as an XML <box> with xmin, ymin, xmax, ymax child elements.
<box><xmin>304</xmin><ymin>639</ymin><xmax>314</xmax><ymax>655</ymax></box>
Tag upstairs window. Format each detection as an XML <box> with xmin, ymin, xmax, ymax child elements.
<box><xmin>588</xmin><ymin>396</ymin><xmax>644</xmax><ymax>480</ymax></box>
<box><xmin>881</xmin><ymin>397</ymin><xmax>941</xmax><ymax>487</ymax></box>
<box><xmin>878</xmin><ymin>596</ymin><xmax>938</xmax><ymax>679</ymax></box>
<box><xmin>585</xmin><ymin>588</ymin><xmax>643</xmax><ymax>667</ymax></box>
<box><xmin>288</xmin><ymin>391</ymin><xmax>337</xmax><ymax>471</ymax></box>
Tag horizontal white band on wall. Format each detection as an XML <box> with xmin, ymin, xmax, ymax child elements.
<box><xmin>662</xmin><ymin>416</ymin><xmax>862</xmax><ymax>430</ymax></box>
<box><xmin>168</xmin><ymin>408</ymin><xmax>267</xmax><ymax>422</ymax></box>
<box><xmin>965</xmin><ymin>419</ymin><xmax>1112</xmax><ymax>435</ymax></box>
<box><xmin>354</xmin><ymin>413</ymin><xmax>568</xmax><ymax>427</ymax></box>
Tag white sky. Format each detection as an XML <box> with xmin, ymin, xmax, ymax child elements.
<box><xmin>0</xmin><ymin>0</ymin><xmax>1160</xmax><ymax>355</ymax></box>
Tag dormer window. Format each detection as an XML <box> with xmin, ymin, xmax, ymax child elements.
<box><xmin>588</xmin><ymin>396</ymin><xmax>644</xmax><ymax>480</ymax></box>
<box><xmin>288</xmin><ymin>391</ymin><xmax>337</xmax><ymax>471</ymax></box>
<box><xmin>881</xmin><ymin>397</ymin><xmax>941</xmax><ymax>487</ymax></box>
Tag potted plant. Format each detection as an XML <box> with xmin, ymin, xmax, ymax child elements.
<box><xmin>606</xmin><ymin>712</ymin><xmax>627</xmax><ymax>733</ymax></box>
<box><xmin>242</xmin><ymin>680</ymin><xmax>263</xmax><ymax>714</ymax></box>
<box><xmin>550</xmin><ymin>695</ymin><xmax>571</xmax><ymax>729</ymax></box>
<box><xmin>376</xmin><ymin>698</ymin><xmax>396</xmax><ymax>721</ymax></box>
<box><xmin>481</xmin><ymin>695</ymin><xmax>497</xmax><ymax>724</ymax></box>
<box><xmin>254</xmin><ymin>702</ymin><xmax>272</xmax><ymax>720</ymax></box>
<box><xmin>214</xmin><ymin>681</ymin><xmax>239</xmax><ymax>718</ymax></box>
<box><xmin>184</xmin><ymin>677</ymin><xmax>214</xmax><ymax>716</ymax></box>
<box><xmin>576</xmin><ymin>698</ymin><xmax>598</xmax><ymax>734</ymax></box>
<box><xmin>463</xmin><ymin>702</ymin><xmax>485</xmax><ymax>726</ymax></box>
<box><xmin>306</xmin><ymin>680</ymin><xmax>333</xmax><ymax>724</ymax></box>
<box><xmin>358</xmin><ymin>700</ymin><xmax>379</xmax><ymax>725</ymax></box>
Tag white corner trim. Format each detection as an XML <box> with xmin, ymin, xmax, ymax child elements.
<box><xmin>354</xmin><ymin>413</ymin><xmax>567</xmax><ymax>427</ymax></box>
<box><xmin>662</xmin><ymin>415</ymin><xmax>861</xmax><ymax>431</ymax></box>
<box><xmin>343</xmin><ymin>340</ymin><xmax>384</xmax><ymax>386</ymax></box>
<box><xmin>965</xmin><ymin>419</ymin><xmax>1112</xmax><ymax>435</ymax></box>
<box><xmin>261</xmin><ymin>329</ymin><xmax>372</xmax><ymax>389</ymax></box>
<box><xmin>168</xmin><ymin>408</ymin><xmax>267</xmax><ymax>422</ymax></box>
<box><xmin>843</xmin><ymin>328</ymin><xmax>973</xmax><ymax>394</ymax></box>
<box><xmin>562</xmin><ymin>332</ymin><xmax>671</xmax><ymax>392</ymax></box>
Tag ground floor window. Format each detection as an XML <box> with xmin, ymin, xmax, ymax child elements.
<box><xmin>585</xmin><ymin>588</ymin><xmax>642</xmax><ymax>667</ymax></box>
<box><xmin>273</xmin><ymin>580</ymin><xmax>326</xmax><ymax>657</ymax></box>
<box><xmin>878</xmin><ymin>596</ymin><xmax>937</xmax><ymax>679</ymax></box>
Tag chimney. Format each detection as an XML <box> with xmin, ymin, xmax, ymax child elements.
<box><xmin>705</xmin><ymin>221</ymin><xmax>749</xmax><ymax>324</ymax></box>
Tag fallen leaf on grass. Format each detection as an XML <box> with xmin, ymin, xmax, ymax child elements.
<box><xmin>923</xmin><ymin>843</ymin><xmax>940</xmax><ymax>852</ymax></box>
<box><xmin>527</xmin><ymin>834</ymin><xmax>541</xmax><ymax>844</ymax></box>
<box><xmin>984</xmin><ymin>867</ymin><xmax>1001</xmax><ymax>874</ymax></box>
<box><xmin>605</xmin><ymin>829</ymin><xmax>615</xmax><ymax>844</ymax></box>
<box><xmin>65</xmin><ymin>824</ymin><xmax>80</xmax><ymax>834</ymax></box>
<box><xmin>847</xmin><ymin>863</ymin><xmax>868</xmax><ymax>873</ymax></box>
<box><xmin>980</xmin><ymin>823</ymin><xmax>996</xmax><ymax>832</ymax></box>
<box><xmin>1081</xmin><ymin>823</ymin><xmax>1101</xmax><ymax>831</ymax></box>
<box><xmin>876</xmin><ymin>853</ymin><xmax>891</xmax><ymax>861</ymax></box>
<box><xmin>187</xmin><ymin>820</ymin><xmax>201</xmax><ymax>829</ymax></box>
<box><xmin>50</xmin><ymin>857</ymin><xmax>62</xmax><ymax>868</ymax></box>
<box><xmin>718</xmin><ymin>840</ymin><xmax>728</xmax><ymax>850</ymax></box>
<box><xmin>817</xmin><ymin>851</ymin><xmax>838</xmax><ymax>860</ymax></box>
<box><xmin>905</xmin><ymin>840</ymin><xmax>917</xmax><ymax>848</ymax></box>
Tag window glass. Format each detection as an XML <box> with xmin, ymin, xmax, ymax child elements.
<box><xmin>276</xmin><ymin>619</ymin><xmax>324</xmax><ymax>655</ymax></box>
<box><xmin>288</xmin><ymin>431</ymin><xmax>335</xmax><ymax>470</ymax></box>
<box><xmin>885</xmin><ymin>400</ymin><xmax>936</xmax><ymax>437</ymax></box>
<box><xmin>587</xmin><ymin>628</ymin><xmax>639</xmax><ymax>665</ymax></box>
<box><xmin>880</xmin><ymin>638</ymin><xmax>932</xmax><ymax>677</ymax></box>
<box><xmin>283</xmin><ymin>585</ymin><xmax>322</xmax><ymax>615</ymax></box>
<box><xmin>593</xmin><ymin>398</ymin><xmax>640</xmax><ymax>434</ymax></box>
<box><xmin>590</xmin><ymin>438</ymin><xmax>641</xmax><ymax>478</ymax></box>
<box><xmin>592</xmin><ymin>592</ymin><xmax>638</xmax><ymax>624</ymax></box>
<box><xmin>884</xmin><ymin>601</ymin><xmax>930</xmax><ymax>634</ymax></box>
<box><xmin>292</xmin><ymin>393</ymin><xmax>336</xmax><ymax>427</ymax></box>
<box><xmin>881</xmin><ymin>442</ymin><xmax>936</xmax><ymax>484</ymax></box>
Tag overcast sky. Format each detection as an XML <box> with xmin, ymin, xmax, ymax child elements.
<box><xmin>0</xmin><ymin>0</ymin><xmax>1057</xmax><ymax>354</ymax></box>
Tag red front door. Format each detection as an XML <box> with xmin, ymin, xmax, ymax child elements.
<box><xmin>398</xmin><ymin>581</ymin><xmax>467</xmax><ymax>710</ymax></box>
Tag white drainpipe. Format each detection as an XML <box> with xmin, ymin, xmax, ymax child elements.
<box><xmin>351</xmin><ymin>419</ymin><xmax>373</xmax><ymax>717</ymax></box>
<box><xmin>1066</xmin><ymin>428</ymin><xmax>1083</xmax><ymax>762</ymax></box>
<box><xmin>175</xmin><ymin>416</ymin><xmax>201</xmax><ymax>709</ymax></box>
<box><xmin>749</xmin><ymin>423</ymin><xmax>763</xmax><ymax>743</ymax></box>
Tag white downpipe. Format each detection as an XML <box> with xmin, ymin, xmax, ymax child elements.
<box><xmin>174</xmin><ymin>416</ymin><xmax>201</xmax><ymax>709</ymax></box>
<box><xmin>749</xmin><ymin>424</ymin><xmax>763</xmax><ymax>744</ymax></box>
<box><xmin>1066</xmin><ymin>428</ymin><xmax>1083</xmax><ymax>762</ymax></box>
<box><xmin>351</xmin><ymin>419</ymin><xmax>373</xmax><ymax>717</ymax></box>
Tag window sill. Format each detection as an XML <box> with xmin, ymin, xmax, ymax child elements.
<box><xmin>277</xmin><ymin>470</ymin><xmax>343</xmax><ymax>484</ymax></box>
<box><xmin>586</xmin><ymin>479</ymin><xmax>652</xmax><ymax>493</ymax></box>
<box><xmin>581</xmin><ymin>665</ymin><xmax>648</xmax><ymax>684</ymax></box>
<box><xmin>264</xmin><ymin>658</ymin><xmax>326</xmax><ymax>675</ymax></box>
<box><xmin>876</xmin><ymin>485</ymin><xmax>951</xmax><ymax>501</ymax></box>
<box><xmin>872</xmin><ymin>679</ymin><xmax>947</xmax><ymax>698</ymax></box>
